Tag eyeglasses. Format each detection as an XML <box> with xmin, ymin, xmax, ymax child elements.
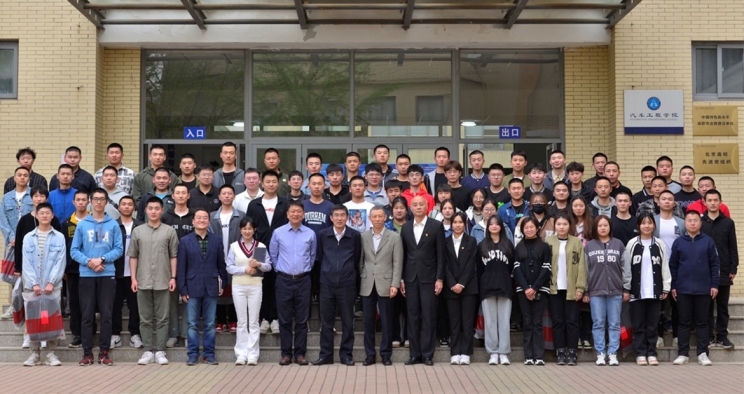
<box><xmin>199</xmin><ymin>173</ymin><xmax>214</xmax><ymax>178</ymax></box>
<box><xmin>483</xmin><ymin>208</ymin><xmax>497</xmax><ymax>213</ymax></box>
<box><xmin>91</xmin><ymin>197</ymin><xmax>107</xmax><ymax>203</ymax></box>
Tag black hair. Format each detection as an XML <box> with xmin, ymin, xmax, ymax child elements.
<box><xmin>566</xmin><ymin>161</ymin><xmax>584</xmax><ymax>173</ymax></box>
<box><xmin>221</xmin><ymin>141</ymin><xmax>237</xmax><ymax>151</ymax></box>
<box><xmin>679</xmin><ymin>165</ymin><xmax>695</xmax><ymax>174</ymax></box>
<box><xmin>145</xmin><ymin>196</ymin><xmax>163</xmax><ymax>207</ymax></box>
<box><xmin>30</xmin><ymin>186</ymin><xmax>49</xmax><ymax>198</ymax></box>
<box><xmin>507</xmin><ymin>178</ymin><xmax>524</xmax><ymax>187</ymax></box>
<box><xmin>102</xmin><ymin>165</ymin><xmax>118</xmax><ymax>176</ymax></box>
<box><xmin>641</xmin><ymin>165</ymin><xmax>657</xmax><ymax>174</ymax></box>
<box><xmin>656</xmin><ymin>156</ymin><xmax>673</xmax><ymax>166</ymax></box>
<box><xmin>636</xmin><ymin>212</ymin><xmax>656</xmax><ymax>231</ymax></box>
<box><xmin>306</xmin><ymin>152</ymin><xmax>323</xmax><ymax>164</ymax></box>
<box><xmin>511</xmin><ymin>150</ymin><xmax>527</xmax><ymax>160</ymax></box>
<box><xmin>308</xmin><ymin>173</ymin><xmax>326</xmax><ymax>182</ymax></box>
<box><xmin>331</xmin><ymin>204</ymin><xmax>348</xmax><ymax>216</ymax></box>
<box><xmin>365</xmin><ymin>163</ymin><xmax>383</xmax><ymax>174</ymax></box>
<box><xmin>91</xmin><ymin>188</ymin><xmax>109</xmax><ymax>200</ymax></box>
<box><xmin>592</xmin><ymin>152</ymin><xmax>608</xmax><ymax>162</ymax></box>
<box><xmin>36</xmin><ymin>202</ymin><xmax>53</xmax><ymax>213</ymax></box>
<box><xmin>407</xmin><ymin>164</ymin><xmax>424</xmax><ymax>176</ymax></box>
<box><xmin>326</xmin><ymin>163</ymin><xmax>343</xmax><ymax>175</ymax></box>
<box><xmin>239</xmin><ymin>216</ymin><xmax>256</xmax><ymax>229</ymax></box>
<box><xmin>435</xmin><ymin>147</ymin><xmax>451</xmax><ymax>157</ymax></box>
<box><xmin>107</xmin><ymin>143</ymin><xmax>124</xmax><ymax>153</ymax></box>
<box><xmin>261</xmin><ymin>170</ymin><xmax>279</xmax><ymax>181</ymax></box>
<box><xmin>196</xmin><ymin>165</ymin><xmax>213</xmax><ymax>174</ymax></box>
<box><xmin>349</xmin><ymin>175</ymin><xmax>366</xmax><ymax>186</ymax></box>
<box><xmin>528</xmin><ymin>163</ymin><xmax>547</xmax><ymax>173</ymax></box>
<box><xmin>219</xmin><ymin>184</ymin><xmax>235</xmax><ymax>194</ymax></box>
<box><xmin>287</xmin><ymin>199</ymin><xmax>304</xmax><ymax>211</ymax></box>
<box><xmin>704</xmin><ymin>189</ymin><xmax>722</xmax><ymax>200</ymax></box>
<box><xmin>58</xmin><ymin>164</ymin><xmax>74</xmax><ymax>173</ymax></box>
<box><xmin>469</xmin><ymin>150</ymin><xmax>484</xmax><ymax>158</ymax></box>
<box><xmin>16</xmin><ymin>147</ymin><xmax>37</xmax><ymax>161</ymax></box>
<box><xmin>480</xmin><ymin>214</ymin><xmax>513</xmax><ymax>261</ymax></box>
<box><xmin>385</xmin><ymin>179</ymin><xmax>402</xmax><ymax>191</ymax></box>
<box><xmin>374</xmin><ymin>144</ymin><xmax>389</xmax><ymax>154</ymax></box>
<box><xmin>288</xmin><ymin>170</ymin><xmax>304</xmax><ymax>180</ymax></box>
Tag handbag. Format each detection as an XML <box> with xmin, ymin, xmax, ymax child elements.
<box><xmin>1</xmin><ymin>246</ymin><xmax>17</xmax><ymax>284</ymax></box>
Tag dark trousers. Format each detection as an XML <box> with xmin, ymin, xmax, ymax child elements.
<box><xmin>405</xmin><ymin>279</ymin><xmax>437</xmax><ymax>359</ymax></box>
<box><xmin>630</xmin><ymin>299</ymin><xmax>662</xmax><ymax>358</ymax></box>
<box><xmin>216</xmin><ymin>304</ymin><xmax>237</xmax><ymax>325</ymax></box>
<box><xmin>659</xmin><ymin>297</ymin><xmax>680</xmax><ymax>337</ymax></box>
<box><xmin>392</xmin><ymin>292</ymin><xmax>407</xmax><ymax>342</ymax></box>
<box><xmin>677</xmin><ymin>294</ymin><xmax>710</xmax><ymax>357</ymax></box>
<box><xmin>113</xmin><ymin>277</ymin><xmax>140</xmax><ymax>335</ymax></box>
<box><xmin>579</xmin><ymin>309</ymin><xmax>592</xmax><ymax>343</ymax></box>
<box><xmin>319</xmin><ymin>283</ymin><xmax>356</xmax><ymax>361</ymax></box>
<box><xmin>709</xmin><ymin>285</ymin><xmax>731</xmax><ymax>341</ymax></box>
<box><xmin>275</xmin><ymin>274</ymin><xmax>311</xmax><ymax>358</ymax></box>
<box><xmin>362</xmin><ymin>285</ymin><xmax>394</xmax><ymax>358</ymax></box>
<box><xmin>437</xmin><ymin>296</ymin><xmax>449</xmax><ymax>340</ymax></box>
<box><xmin>518</xmin><ymin>293</ymin><xmax>547</xmax><ymax>360</ymax></box>
<box><xmin>66</xmin><ymin>273</ymin><xmax>82</xmax><ymax>337</ymax></box>
<box><xmin>80</xmin><ymin>276</ymin><xmax>116</xmax><ymax>355</ymax></box>
<box><xmin>446</xmin><ymin>294</ymin><xmax>476</xmax><ymax>356</ymax></box>
<box><xmin>549</xmin><ymin>291</ymin><xmax>580</xmax><ymax>351</ymax></box>
<box><xmin>261</xmin><ymin>270</ymin><xmax>278</xmax><ymax>321</ymax></box>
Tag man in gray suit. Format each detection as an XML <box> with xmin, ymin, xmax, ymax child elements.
<box><xmin>359</xmin><ymin>206</ymin><xmax>404</xmax><ymax>366</ymax></box>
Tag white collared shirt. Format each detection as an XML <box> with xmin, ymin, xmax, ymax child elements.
<box><xmin>334</xmin><ymin>227</ymin><xmax>346</xmax><ymax>242</ymax></box>
<box><xmin>413</xmin><ymin>216</ymin><xmax>427</xmax><ymax>244</ymax></box>
<box><xmin>452</xmin><ymin>233</ymin><xmax>463</xmax><ymax>257</ymax></box>
<box><xmin>373</xmin><ymin>228</ymin><xmax>384</xmax><ymax>252</ymax></box>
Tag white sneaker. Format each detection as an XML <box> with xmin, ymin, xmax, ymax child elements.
<box><xmin>247</xmin><ymin>358</ymin><xmax>258</xmax><ymax>366</ymax></box>
<box><xmin>392</xmin><ymin>341</ymin><xmax>401</xmax><ymax>348</ymax></box>
<box><xmin>166</xmin><ymin>337</ymin><xmax>178</xmax><ymax>348</ymax></box>
<box><xmin>22</xmin><ymin>334</ymin><xmax>30</xmax><ymax>349</ymax></box>
<box><xmin>697</xmin><ymin>353</ymin><xmax>712</xmax><ymax>366</ymax></box>
<box><xmin>155</xmin><ymin>351</ymin><xmax>169</xmax><ymax>365</ymax></box>
<box><xmin>460</xmin><ymin>355</ymin><xmax>470</xmax><ymax>365</ymax></box>
<box><xmin>130</xmin><ymin>334</ymin><xmax>143</xmax><ymax>348</ymax></box>
<box><xmin>450</xmin><ymin>355</ymin><xmax>460</xmax><ymax>365</ymax></box>
<box><xmin>648</xmin><ymin>356</ymin><xmax>659</xmax><ymax>366</ymax></box>
<box><xmin>672</xmin><ymin>337</ymin><xmax>678</xmax><ymax>347</ymax></box>
<box><xmin>524</xmin><ymin>359</ymin><xmax>535</xmax><ymax>365</ymax></box>
<box><xmin>138</xmin><ymin>351</ymin><xmax>154</xmax><ymax>365</ymax></box>
<box><xmin>0</xmin><ymin>306</ymin><xmax>14</xmax><ymax>320</ymax></box>
<box><xmin>596</xmin><ymin>353</ymin><xmax>607</xmax><ymax>366</ymax></box>
<box><xmin>499</xmin><ymin>355</ymin><xmax>510</xmax><ymax>365</ymax></box>
<box><xmin>40</xmin><ymin>341</ymin><xmax>47</xmax><ymax>349</ymax></box>
<box><xmin>45</xmin><ymin>352</ymin><xmax>61</xmax><ymax>366</ymax></box>
<box><xmin>636</xmin><ymin>356</ymin><xmax>647</xmax><ymax>366</ymax></box>
<box><xmin>235</xmin><ymin>356</ymin><xmax>247</xmax><ymax>365</ymax></box>
<box><xmin>656</xmin><ymin>337</ymin><xmax>665</xmax><ymax>348</ymax></box>
<box><xmin>111</xmin><ymin>335</ymin><xmax>122</xmax><ymax>348</ymax></box>
<box><xmin>23</xmin><ymin>353</ymin><xmax>40</xmax><ymax>366</ymax></box>
<box><xmin>259</xmin><ymin>320</ymin><xmax>270</xmax><ymax>334</ymax></box>
<box><xmin>608</xmin><ymin>353</ymin><xmax>619</xmax><ymax>366</ymax></box>
<box><xmin>270</xmin><ymin>320</ymin><xmax>280</xmax><ymax>334</ymax></box>
<box><xmin>488</xmin><ymin>354</ymin><xmax>499</xmax><ymax>365</ymax></box>
<box><xmin>673</xmin><ymin>355</ymin><xmax>689</xmax><ymax>365</ymax></box>
<box><xmin>535</xmin><ymin>359</ymin><xmax>545</xmax><ymax>366</ymax></box>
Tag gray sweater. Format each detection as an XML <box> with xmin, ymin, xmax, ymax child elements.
<box><xmin>584</xmin><ymin>237</ymin><xmax>630</xmax><ymax>297</ymax></box>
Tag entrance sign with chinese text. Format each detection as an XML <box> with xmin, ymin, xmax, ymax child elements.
<box><xmin>624</xmin><ymin>90</ymin><xmax>684</xmax><ymax>134</ymax></box>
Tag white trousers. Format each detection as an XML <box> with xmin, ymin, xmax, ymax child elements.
<box><xmin>232</xmin><ymin>284</ymin><xmax>263</xmax><ymax>360</ymax></box>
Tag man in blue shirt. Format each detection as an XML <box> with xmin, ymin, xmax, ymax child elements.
<box><xmin>269</xmin><ymin>200</ymin><xmax>317</xmax><ymax>366</ymax></box>
<box><xmin>48</xmin><ymin>164</ymin><xmax>77</xmax><ymax>222</ymax></box>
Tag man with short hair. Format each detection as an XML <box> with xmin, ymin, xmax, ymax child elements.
<box><xmin>100</xmin><ymin>166</ymin><xmax>128</xmax><ymax>220</ymax></box>
<box><xmin>137</xmin><ymin>167</ymin><xmax>176</xmax><ymax>221</ymax></box>
<box><xmin>270</xmin><ymin>200</ymin><xmax>317</xmax><ymax>366</ymax></box>
<box><xmin>566</xmin><ymin>161</ymin><xmax>593</xmax><ymax>201</ymax></box>
<box><xmin>304</xmin><ymin>173</ymin><xmax>334</xmax><ymax>305</ymax></box>
<box><xmin>590</xmin><ymin>176</ymin><xmax>617</xmax><ymax>218</ymax></box>
<box><xmin>178</xmin><ymin>208</ymin><xmax>228</xmax><ymax>365</ymax></box>
<box><xmin>544</xmin><ymin>150</ymin><xmax>566</xmax><ymax>190</ymax></box>
<box><xmin>486</xmin><ymin>163</ymin><xmax>510</xmax><ymax>207</ymax></box>
<box><xmin>178</xmin><ymin>153</ymin><xmax>198</xmax><ymax>191</ymax></box>
<box><xmin>392</xmin><ymin>154</ymin><xmax>411</xmax><ymax>191</ymax></box>
<box><xmin>344</xmin><ymin>176</ymin><xmax>375</xmax><ymax>233</ymax></box>
<box><xmin>503</xmin><ymin>150</ymin><xmax>532</xmax><ymax>188</ymax></box>
<box><xmin>234</xmin><ymin>168</ymin><xmax>264</xmax><ymax>213</ymax></box>
<box><xmin>0</xmin><ymin>167</ymin><xmax>34</xmax><ymax>251</ymax></box>
<box><xmin>359</xmin><ymin>206</ymin><xmax>403</xmax><ymax>366</ymax></box>
<box><xmin>323</xmin><ymin>163</ymin><xmax>350</xmax><ymax>205</ymax></box>
<box><xmin>657</xmin><ymin>156</ymin><xmax>682</xmax><ymax>194</ymax></box>
<box><xmin>111</xmin><ymin>196</ymin><xmax>144</xmax><ymax>350</ymax></box>
<box><xmin>288</xmin><ymin>171</ymin><xmax>309</xmax><ymax>201</ymax></box>
<box><xmin>130</xmin><ymin>196</ymin><xmax>180</xmax><ymax>366</ymax></box>
<box><xmin>371</xmin><ymin>144</ymin><xmax>395</xmax><ymax>185</ymax></box>
<box><xmin>14</xmin><ymin>187</ymin><xmax>63</xmax><ymax>276</ymax></box>
<box><xmin>687</xmin><ymin>176</ymin><xmax>731</xmax><ymax>218</ymax></box>
<box><xmin>48</xmin><ymin>164</ymin><xmax>77</xmax><ymax>222</ymax></box>
<box><xmin>4</xmin><ymin>147</ymin><xmax>48</xmax><ymax>193</ymax></box>
<box><xmin>610</xmin><ymin>191</ymin><xmax>636</xmax><ymax>245</ymax></box>
<box><xmin>524</xmin><ymin>163</ymin><xmax>553</xmax><ymax>203</ymax></box>
<box><xmin>583</xmin><ymin>152</ymin><xmax>607</xmax><ymax>193</ymax></box>
<box><xmin>301</xmin><ymin>153</ymin><xmax>329</xmax><ymax>194</ymax></box>
<box><xmin>631</xmin><ymin>166</ymin><xmax>657</xmax><ymax>216</ymax></box>
<box><xmin>312</xmin><ymin>205</ymin><xmax>362</xmax><ymax>366</ymax></box>
<box><xmin>424</xmin><ymin>147</ymin><xmax>451</xmax><ymax>193</ymax></box>
<box><xmin>401</xmin><ymin>165</ymin><xmax>435</xmax><ymax>215</ymax></box>
<box><xmin>461</xmin><ymin>150</ymin><xmax>487</xmax><ymax>191</ymax></box>
<box><xmin>498</xmin><ymin>178</ymin><xmax>530</xmax><ymax>236</ymax></box>
<box><xmin>670</xmin><ymin>211</ymin><xmax>719</xmax><ymax>366</ymax></box>
<box><xmin>549</xmin><ymin>182</ymin><xmax>571</xmax><ymax>217</ymax></box>
<box><xmin>364</xmin><ymin>163</ymin><xmax>389</xmax><ymax>207</ymax></box>
<box><xmin>263</xmin><ymin>148</ymin><xmax>290</xmax><ymax>197</ymax></box>
<box><xmin>343</xmin><ymin>152</ymin><xmax>362</xmax><ymax>188</ymax></box>
<box><xmin>50</xmin><ymin>146</ymin><xmax>96</xmax><ymax>193</ymax></box>
<box><xmin>602</xmin><ymin>161</ymin><xmax>633</xmax><ymax>199</ymax></box>
<box><xmin>701</xmin><ymin>190</ymin><xmax>738</xmax><ymax>350</ymax></box>
<box><xmin>674</xmin><ymin>166</ymin><xmax>701</xmax><ymax>212</ymax></box>
<box><xmin>132</xmin><ymin>144</ymin><xmax>178</xmax><ymax>206</ymax></box>
<box><xmin>94</xmin><ymin>143</ymin><xmax>135</xmax><ymax>195</ymax></box>
<box><xmin>70</xmin><ymin>188</ymin><xmax>124</xmax><ymax>366</ymax></box>
<box><xmin>213</xmin><ymin>142</ymin><xmax>245</xmax><ymax>194</ymax></box>
<box><xmin>444</xmin><ymin>160</ymin><xmax>470</xmax><ymax>212</ymax></box>
<box><xmin>638</xmin><ymin>176</ymin><xmax>684</xmax><ymax>218</ymax></box>
<box><xmin>61</xmin><ymin>190</ymin><xmax>90</xmax><ymax>348</ymax></box>
<box><xmin>189</xmin><ymin>165</ymin><xmax>221</xmax><ymax>213</ymax></box>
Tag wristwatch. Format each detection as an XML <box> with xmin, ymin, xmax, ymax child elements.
<box><xmin>171</xmin><ymin>276</ymin><xmax>176</xmax><ymax>280</ymax></box>
<box><xmin>101</xmin><ymin>256</ymin><xmax>106</xmax><ymax>263</ymax></box>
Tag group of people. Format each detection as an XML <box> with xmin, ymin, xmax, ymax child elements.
<box><xmin>0</xmin><ymin>143</ymin><xmax>737</xmax><ymax>368</ymax></box>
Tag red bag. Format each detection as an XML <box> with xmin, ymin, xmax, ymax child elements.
<box><xmin>25</xmin><ymin>294</ymin><xmax>64</xmax><ymax>342</ymax></box>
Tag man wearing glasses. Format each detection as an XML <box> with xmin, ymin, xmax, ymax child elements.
<box><xmin>485</xmin><ymin>163</ymin><xmax>510</xmax><ymax>207</ymax></box>
<box><xmin>189</xmin><ymin>165</ymin><xmax>221</xmax><ymax>213</ymax></box>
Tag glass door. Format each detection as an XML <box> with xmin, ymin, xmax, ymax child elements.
<box><xmin>301</xmin><ymin>145</ymin><xmax>350</xmax><ymax>177</ymax></box>
<box><xmin>143</xmin><ymin>143</ymin><xmax>245</xmax><ymax>176</ymax></box>
<box><xmin>251</xmin><ymin>144</ymin><xmax>299</xmax><ymax>174</ymax></box>
<box><xmin>352</xmin><ymin>144</ymin><xmax>401</xmax><ymax>174</ymax></box>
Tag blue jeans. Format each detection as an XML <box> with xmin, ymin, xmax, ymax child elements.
<box><xmin>187</xmin><ymin>296</ymin><xmax>217</xmax><ymax>359</ymax></box>
<box><xmin>590</xmin><ymin>294</ymin><xmax>622</xmax><ymax>354</ymax></box>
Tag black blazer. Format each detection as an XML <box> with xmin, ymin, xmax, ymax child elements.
<box><xmin>245</xmin><ymin>196</ymin><xmax>289</xmax><ymax>247</ymax></box>
<box><xmin>443</xmin><ymin>233</ymin><xmax>479</xmax><ymax>298</ymax></box>
<box><xmin>401</xmin><ymin>218</ymin><xmax>446</xmax><ymax>284</ymax></box>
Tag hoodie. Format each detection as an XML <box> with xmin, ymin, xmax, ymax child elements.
<box><xmin>669</xmin><ymin>232</ymin><xmax>720</xmax><ymax>296</ymax></box>
<box><xmin>161</xmin><ymin>208</ymin><xmax>195</xmax><ymax>239</ymax></box>
<box><xmin>213</xmin><ymin>167</ymin><xmax>246</xmax><ymax>194</ymax></box>
<box><xmin>590</xmin><ymin>196</ymin><xmax>617</xmax><ymax>218</ymax></box>
<box><xmin>70</xmin><ymin>214</ymin><xmax>124</xmax><ymax>278</ymax></box>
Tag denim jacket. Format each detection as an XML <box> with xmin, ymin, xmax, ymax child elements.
<box><xmin>0</xmin><ymin>189</ymin><xmax>34</xmax><ymax>244</ymax></box>
<box><xmin>22</xmin><ymin>228</ymin><xmax>66</xmax><ymax>290</ymax></box>
<box><xmin>497</xmin><ymin>201</ymin><xmax>531</xmax><ymax>236</ymax></box>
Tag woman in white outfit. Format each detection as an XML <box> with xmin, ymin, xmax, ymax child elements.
<box><xmin>226</xmin><ymin>217</ymin><xmax>272</xmax><ymax>365</ymax></box>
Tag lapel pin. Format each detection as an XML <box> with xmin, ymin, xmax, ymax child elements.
<box><xmin>425</xmin><ymin>233</ymin><xmax>429</xmax><ymax>237</ymax></box>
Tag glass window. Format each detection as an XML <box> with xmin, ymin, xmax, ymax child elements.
<box><xmin>695</xmin><ymin>48</ymin><xmax>717</xmax><ymax>95</ymax></box>
<box><xmin>354</xmin><ymin>52</ymin><xmax>452</xmax><ymax>138</ymax></box>
<box><xmin>144</xmin><ymin>51</ymin><xmax>245</xmax><ymax>139</ymax></box>
<box><xmin>253</xmin><ymin>53</ymin><xmax>350</xmax><ymax>137</ymax></box>
<box><xmin>693</xmin><ymin>44</ymin><xmax>744</xmax><ymax>99</ymax></box>
<box><xmin>459</xmin><ymin>50</ymin><xmax>562</xmax><ymax>139</ymax></box>
<box><xmin>722</xmin><ymin>47</ymin><xmax>744</xmax><ymax>95</ymax></box>
<box><xmin>0</xmin><ymin>42</ymin><xmax>18</xmax><ymax>99</ymax></box>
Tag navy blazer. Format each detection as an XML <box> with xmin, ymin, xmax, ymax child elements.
<box><xmin>177</xmin><ymin>232</ymin><xmax>228</xmax><ymax>298</ymax></box>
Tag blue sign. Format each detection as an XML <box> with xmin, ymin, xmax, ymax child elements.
<box><xmin>647</xmin><ymin>97</ymin><xmax>661</xmax><ymax>111</ymax></box>
<box><xmin>184</xmin><ymin>126</ymin><xmax>206</xmax><ymax>140</ymax></box>
<box><xmin>499</xmin><ymin>126</ymin><xmax>522</xmax><ymax>139</ymax></box>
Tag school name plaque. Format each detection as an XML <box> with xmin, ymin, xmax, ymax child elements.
<box><xmin>693</xmin><ymin>143</ymin><xmax>739</xmax><ymax>174</ymax></box>
<box><xmin>692</xmin><ymin>106</ymin><xmax>739</xmax><ymax>136</ymax></box>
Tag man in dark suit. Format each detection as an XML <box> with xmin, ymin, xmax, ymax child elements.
<box><xmin>400</xmin><ymin>195</ymin><xmax>446</xmax><ymax>366</ymax></box>
<box><xmin>176</xmin><ymin>208</ymin><xmax>228</xmax><ymax>365</ymax></box>
<box><xmin>246</xmin><ymin>170</ymin><xmax>289</xmax><ymax>334</ymax></box>
<box><xmin>359</xmin><ymin>206</ymin><xmax>404</xmax><ymax>366</ymax></box>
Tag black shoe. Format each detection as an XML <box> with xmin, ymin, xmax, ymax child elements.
<box><xmin>423</xmin><ymin>358</ymin><xmax>434</xmax><ymax>366</ymax></box>
<box><xmin>68</xmin><ymin>336</ymin><xmax>82</xmax><ymax>348</ymax></box>
<box><xmin>720</xmin><ymin>338</ymin><xmax>735</xmax><ymax>350</ymax></box>
<box><xmin>381</xmin><ymin>356</ymin><xmax>392</xmax><ymax>366</ymax></box>
<box><xmin>556</xmin><ymin>349</ymin><xmax>566</xmax><ymax>365</ymax></box>
<box><xmin>311</xmin><ymin>357</ymin><xmax>333</xmax><ymax>366</ymax></box>
<box><xmin>567</xmin><ymin>349</ymin><xmax>578</xmax><ymax>366</ymax></box>
<box><xmin>404</xmin><ymin>357</ymin><xmax>422</xmax><ymax>365</ymax></box>
<box><xmin>363</xmin><ymin>356</ymin><xmax>376</xmax><ymax>366</ymax></box>
<box><xmin>439</xmin><ymin>337</ymin><xmax>449</xmax><ymax>347</ymax></box>
<box><xmin>341</xmin><ymin>358</ymin><xmax>355</xmax><ymax>366</ymax></box>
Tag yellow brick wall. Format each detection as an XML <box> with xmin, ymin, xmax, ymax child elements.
<box><xmin>100</xmin><ymin>48</ymin><xmax>141</xmax><ymax>170</ymax></box>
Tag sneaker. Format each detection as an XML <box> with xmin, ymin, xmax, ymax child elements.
<box><xmin>270</xmin><ymin>320</ymin><xmax>280</xmax><ymax>334</ymax></box>
<box><xmin>697</xmin><ymin>353</ymin><xmax>712</xmax><ymax>366</ymax></box>
<box><xmin>647</xmin><ymin>356</ymin><xmax>659</xmax><ymax>366</ymax></box>
<box><xmin>98</xmin><ymin>350</ymin><xmax>113</xmax><ymax>366</ymax></box>
<box><xmin>235</xmin><ymin>356</ymin><xmax>247</xmax><ymax>365</ymax></box>
<box><xmin>535</xmin><ymin>359</ymin><xmax>545</xmax><ymax>366</ymax></box>
<box><xmin>187</xmin><ymin>356</ymin><xmax>199</xmax><ymax>366</ymax></box>
<box><xmin>204</xmin><ymin>356</ymin><xmax>219</xmax><ymax>365</ymax></box>
<box><xmin>656</xmin><ymin>337</ymin><xmax>665</xmax><ymax>348</ymax></box>
<box><xmin>138</xmin><ymin>351</ymin><xmax>155</xmax><ymax>365</ymax></box>
<box><xmin>709</xmin><ymin>339</ymin><xmax>720</xmax><ymax>347</ymax></box>
<box><xmin>354</xmin><ymin>310</ymin><xmax>363</xmax><ymax>318</ymax></box>
<box><xmin>672</xmin><ymin>337</ymin><xmax>678</xmax><ymax>347</ymax></box>
<box><xmin>488</xmin><ymin>354</ymin><xmax>499</xmax><ymax>365</ymax></box>
<box><xmin>79</xmin><ymin>353</ymin><xmax>94</xmax><ymax>366</ymax></box>
<box><xmin>450</xmin><ymin>355</ymin><xmax>460</xmax><ymax>365</ymax></box>
<box><xmin>582</xmin><ymin>340</ymin><xmax>592</xmax><ymax>349</ymax></box>
<box><xmin>499</xmin><ymin>355</ymin><xmax>510</xmax><ymax>365</ymax></box>
<box><xmin>392</xmin><ymin>341</ymin><xmax>401</xmax><ymax>348</ymax></box>
<box><xmin>636</xmin><ymin>356</ymin><xmax>647</xmax><ymax>366</ymax></box>
<box><xmin>259</xmin><ymin>320</ymin><xmax>270</xmax><ymax>334</ymax></box>
<box><xmin>21</xmin><ymin>334</ymin><xmax>30</xmax><ymax>349</ymax></box>
<box><xmin>155</xmin><ymin>351</ymin><xmax>169</xmax><ymax>365</ymax></box>
<box><xmin>247</xmin><ymin>358</ymin><xmax>258</xmax><ymax>366</ymax></box>
<box><xmin>45</xmin><ymin>352</ymin><xmax>61</xmax><ymax>366</ymax></box>
<box><xmin>111</xmin><ymin>335</ymin><xmax>122</xmax><ymax>348</ymax></box>
<box><xmin>0</xmin><ymin>306</ymin><xmax>13</xmax><ymax>320</ymax></box>
<box><xmin>460</xmin><ymin>355</ymin><xmax>470</xmax><ymax>365</ymax></box>
<box><xmin>23</xmin><ymin>353</ymin><xmax>41</xmax><ymax>367</ymax></box>
<box><xmin>608</xmin><ymin>353</ymin><xmax>619</xmax><ymax>366</ymax></box>
<box><xmin>229</xmin><ymin>323</ymin><xmax>237</xmax><ymax>333</ymax></box>
<box><xmin>720</xmin><ymin>338</ymin><xmax>735</xmax><ymax>350</ymax></box>
<box><xmin>130</xmin><ymin>334</ymin><xmax>143</xmax><ymax>348</ymax></box>
<box><xmin>216</xmin><ymin>324</ymin><xmax>224</xmax><ymax>333</ymax></box>
<box><xmin>524</xmin><ymin>359</ymin><xmax>535</xmax><ymax>365</ymax></box>
<box><xmin>68</xmin><ymin>336</ymin><xmax>82</xmax><ymax>348</ymax></box>
<box><xmin>672</xmin><ymin>355</ymin><xmax>689</xmax><ymax>365</ymax></box>
<box><xmin>596</xmin><ymin>353</ymin><xmax>607</xmax><ymax>366</ymax></box>
<box><xmin>403</xmin><ymin>340</ymin><xmax>409</xmax><ymax>348</ymax></box>
<box><xmin>567</xmin><ymin>350</ymin><xmax>578</xmax><ymax>366</ymax></box>
<box><xmin>556</xmin><ymin>349</ymin><xmax>566</xmax><ymax>365</ymax></box>
<box><xmin>41</xmin><ymin>341</ymin><xmax>47</xmax><ymax>349</ymax></box>
<box><xmin>166</xmin><ymin>337</ymin><xmax>178</xmax><ymax>348</ymax></box>
<box><xmin>439</xmin><ymin>337</ymin><xmax>449</xmax><ymax>347</ymax></box>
